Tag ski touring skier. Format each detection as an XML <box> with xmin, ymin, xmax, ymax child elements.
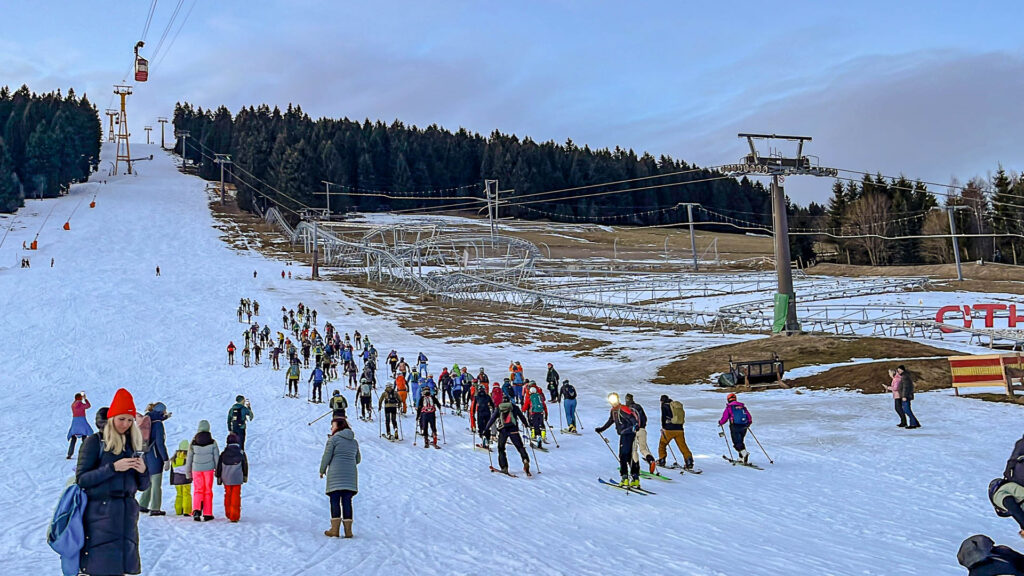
<box><xmin>545</xmin><ymin>363</ymin><xmax>560</xmax><ymax>402</ymax></box>
<box><xmin>658</xmin><ymin>394</ymin><xmax>695</xmax><ymax>471</ymax></box>
<box><xmin>624</xmin><ymin>394</ymin><xmax>657</xmax><ymax>474</ymax></box>
<box><xmin>286</xmin><ymin>362</ymin><xmax>301</xmax><ymax>398</ymax></box>
<box><xmin>379</xmin><ymin>384</ymin><xmax>400</xmax><ymax>440</ymax></box>
<box><xmin>417</xmin><ymin>351</ymin><xmax>428</xmax><ymax>375</ymax></box>
<box><xmin>450</xmin><ymin>371</ymin><xmax>465</xmax><ymax>414</ymax></box>
<box><xmin>559</xmin><ymin>379</ymin><xmax>579</xmax><ymax>433</ymax></box>
<box><xmin>387</xmin><ymin>350</ymin><xmax>399</xmax><ymax>377</ymax></box>
<box><xmin>484</xmin><ymin>395</ymin><xmax>532</xmax><ymax>476</ymax></box>
<box><xmin>227</xmin><ymin>341</ymin><xmax>236</xmax><ymax>365</ymax></box>
<box><xmin>330</xmin><ymin>390</ymin><xmax>349</xmax><ymax>419</ymax></box>
<box><xmin>718</xmin><ymin>393</ymin><xmax>753</xmax><ymax>464</ymax></box>
<box><xmin>227</xmin><ymin>395</ymin><xmax>254</xmax><ymax>449</ymax></box>
<box><xmin>595</xmin><ymin>393</ymin><xmax>641</xmax><ymax>488</ymax></box>
<box><xmin>472</xmin><ymin>382</ymin><xmax>495</xmax><ymax>449</ymax></box>
<box><xmin>309</xmin><ymin>365</ymin><xmax>326</xmax><ymax>403</ymax></box>
<box><xmin>416</xmin><ymin>387</ymin><xmax>440</xmax><ymax>448</ymax></box>
<box><xmin>358</xmin><ymin>377</ymin><xmax>374</xmax><ymax>421</ymax></box>
<box><xmin>523</xmin><ymin>383</ymin><xmax>548</xmax><ymax>449</ymax></box>
<box><xmin>395</xmin><ymin>373</ymin><xmax>409</xmax><ymax>414</ymax></box>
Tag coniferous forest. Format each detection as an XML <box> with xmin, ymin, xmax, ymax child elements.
<box><xmin>0</xmin><ymin>85</ymin><xmax>102</xmax><ymax>212</ymax></box>
<box><xmin>167</xmin><ymin>101</ymin><xmax>1019</xmax><ymax>266</ymax></box>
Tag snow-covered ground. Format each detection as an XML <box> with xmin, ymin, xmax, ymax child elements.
<box><xmin>2</xmin><ymin>144</ymin><xmax>1022</xmax><ymax>575</ymax></box>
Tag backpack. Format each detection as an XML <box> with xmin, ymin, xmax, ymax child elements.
<box><xmin>230</xmin><ymin>406</ymin><xmax>246</xmax><ymax>430</ymax></box>
<box><xmin>990</xmin><ymin>478</ymin><xmax>1013</xmax><ymax>517</ymax></box>
<box><xmin>669</xmin><ymin>401</ymin><xmax>686</xmax><ymax>425</ymax></box>
<box><xmin>47</xmin><ymin>483</ymin><xmax>88</xmax><ymax>576</ymax></box>
<box><xmin>730</xmin><ymin>404</ymin><xmax>750</xmax><ymax>426</ymax></box>
<box><xmin>562</xmin><ymin>384</ymin><xmax>577</xmax><ymax>400</ymax></box>
<box><xmin>360</xmin><ymin>383</ymin><xmax>372</xmax><ymax>397</ymax></box>
<box><xmin>138</xmin><ymin>414</ymin><xmax>152</xmax><ymax>444</ymax></box>
<box><xmin>421</xmin><ymin>397</ymin><xmax>436</xmax><ymax>414</ymax></box>
<box><xmin>499</xmin><ymin>403</ymin><xmax>515</xmax><ymax>427</ymax></box>
<box><xmin>529</xmin><ymin>392</ymin><xmax>545</xmax><ymax>413</ymax></box>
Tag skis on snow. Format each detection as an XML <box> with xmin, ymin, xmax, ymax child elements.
<box><xmin>722</xmin><ymin>455</ymin><xmax>763</xmax><ymax>470</ymax></box>
<box><xmin>490</xmin><ymin>465</ymin><xmax>532</xmax><ymax>478</ymax></box>
<box><xmin>639</xmin><ymin>470</ymin><xmax>674</xmax><ymax>482</ymax></box>
<box><xmin>598</xmin><ymin>477</ymin><xmax>656</xmax><ymax>495</ymax></box>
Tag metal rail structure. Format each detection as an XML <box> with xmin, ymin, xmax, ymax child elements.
<box><xmin>260</xmin><ymin>208</ymin><xmax>1024</xmax><ymax>348</ymax></box>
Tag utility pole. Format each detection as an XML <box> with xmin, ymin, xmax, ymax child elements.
<box><xmin>315</xmin><ymin>181</ymin><xmax>334</xmax><ymax>219</ymax></box>
<box><xmin>144</xmin><ymin>125</ymin><xmax>152</xmax><ymax>145</ymax></box>
<box><xmin>157</xmin><ymin>117</ymin><xmax>168</xmax><ymax>148</ymax></box>
<box><xmin>214</xmin><ymin>154</ymin><xmax>232</xmax><ymax>205</ymax></box>
<box><xmin>113</xmin><ymin>85</ymin><xmax>133</xmax><ymax>175</ymax></box>
<box><xmin>724</xmin><ymin>134</ymin><xmax>838</xmax><ymax>334</ymax></box>
<box><xmin>944</xmin><ymin>205</ymin><xmax>971</xmax><ymax>282</ymax></box>
<box><xmin>484</xmin><ymin>179</ymin><xmax>498</xmax><ymax>242</ymax></box>
<box><xmin>680</xmin><ymin>202</ymin><xmax>699</xmax><ymax>271</ymax></box>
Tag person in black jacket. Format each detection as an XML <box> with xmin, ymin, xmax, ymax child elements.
<box><xmin>76</xmin><ymin>388</ymin><xmax>150</xmax><ymax>576</ymax></box>
<box><xmin>595</xmin><ymin>393</ymin><xmax>641</xmax><ymax>488</ymax></box>
<box><xmin>897</xmin><ymin>365</ymin><xmax>920</xmax><ymax>428</ymax></box>
<box><xmin>1005</xmin><ymin>435</ymin><xmax>1024</xmax><ymax>482</ymax></box>
<box><xmin>473</xmin><ymin>385</ymin><xmax>495</xmax><ymax>447</ymax></box>
<box><xmin>545</xmin><ymin>363</ymin><xmax>560</xmax><ymax>402</ymax></box>
<box><xmin>483</xmin><ymin>396</ymin><xmax>531</xmax><ymax>475</ymax></box>
<box><xmin>957</xmin><ymin>534</ymin><xmax>1024</xmax><ymax>575</ymax></box>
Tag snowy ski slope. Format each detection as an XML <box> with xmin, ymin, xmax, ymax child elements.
<box><xmin>1</xmin><ymin>144</ymin><xmax>1021</xmax><ymax>575</ymax></box>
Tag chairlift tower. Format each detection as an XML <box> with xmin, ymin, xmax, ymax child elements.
<box><xmin>157</xmin><ymin>117</ymin><xmax>168</xmax><ymax>149</ymax></box>
<box><xmin>113</xmin><ymin>85</ymin><xmax>133</xmax><ymax>175</ymax></box>
<box><xmin>723</xmin><ymin>134</ymin><xmax>838</xmax><ymax>334</ymax></box>
<box><xmin>214</xmin><ymin>154</ymin><xmax>232</xmax><ymax>205</ymax></box>
<box><xmin>302</xmin><ymin>208</ymin><xmax>329</xmax><ymax>279</ymax></box>
<box><xmin>144</xmin><ymin>125</ymin><xmax>152</xmax><ymax>145</ymax></box>
<box><xmin>105</xmin><ymin>109</ymin><xmax>118</xmax><ymax>143</ymax></box>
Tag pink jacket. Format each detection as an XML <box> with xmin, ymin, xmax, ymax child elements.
<box><xmin>890</xmin><ymin>375</ymin><xmax>901</xmax><ymax>398</ymax></box>
<box><xmin>72</xmin><ymin>399</ymin><xmax>91</xmax><ymax>417</ymax></box>
<box><xmin>718</xmin><ymin>401</ymin><xmax>751</xmax><ymax>426</ymax></box>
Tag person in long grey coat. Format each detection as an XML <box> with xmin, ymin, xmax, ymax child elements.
<box><xmin>319</xmin><ymin>417</ymin><xmax>360</xmax><ymax>538</ymax></box>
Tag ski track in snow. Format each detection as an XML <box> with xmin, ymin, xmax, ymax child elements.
<box><xmin>1</xmin><ymin>143</ymin><xmax>1021</xmax><ymax>575</ymax></box>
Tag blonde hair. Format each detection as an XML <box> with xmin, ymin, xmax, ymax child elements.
<box><xmin>887</xmin><ymin>369</ymin><xmax>896</xmax><ymax>378</ymax></box>
<box><xmin>102</xmin><ymin>418</ymin><xmax>143</xmax><ymax>454</ymax></box>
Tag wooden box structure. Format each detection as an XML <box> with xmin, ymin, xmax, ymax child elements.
<box><xmin>717</xmin><ymin>353</ymin><xmax>786</xmax><ymax>389</ymax></box>
<box><xmin>948</xmin><ymin>354</ymin><xmax>1024</xmax><ymax>396</ymax></box>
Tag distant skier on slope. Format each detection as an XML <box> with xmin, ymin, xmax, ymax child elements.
<box><xmin>379</xmin><ymin>384</ymin><xmax>400</xmax><ymax>439</ymax></box>
<box><xmin>658</xmin><ymin>394</ymin><xmax>694</xmax><ymax>471</ymax></box>
<box><xmin>416</xmin><ymin>387</ymin><xmax>439</xmax><ymax>448</ymax></box>
<box><xmin>472</xmin><ymin>382</ymin><xmax>495</xmax><ymax>448</ymax></box>
<box><xmin>522</xmin><ymin>383</ymin><xmax>548</xmax><ymax>448</ymax></box>
<box><xmin>286</xmin><ymin>362</ymin><xmax>301</xmax><ymax>398</ymax></box>
<box><xmin>559</xmin><ymin>380</ymin><xmax>578</xmax><ymax>433</ymax></box>
<box><xmin>358</xmin><ymin>377</ymin><xmax>374</xmax><ymax>421</ymax></box>
<box><xmin>545</xmin><ymin>363</ymin><xmax>560</xmax><ymax>403</ymax></box>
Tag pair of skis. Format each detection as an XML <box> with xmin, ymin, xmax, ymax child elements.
<box><xmin>658</xmin><ymin>463</ymin><xmax>704</xmax><ymax>476</ymax></box>
<box><xmin>598</xmin><ymin>478</ymin><xmax>656</xmax><ymax>495</ymax></box>
<box><xmin>490</xmin><ymin>465</ymin><xmax>533</xmax><ymax>478</ymax></box>
<box><xmin>722</xmin><ymin>455</ymin><xmax>764</xmax><ymax>470</ymax></box>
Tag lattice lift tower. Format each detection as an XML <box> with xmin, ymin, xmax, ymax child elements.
<box><xmin>113</xmin><ymin>85</ymin><xmax>133</xmax><ymax>175</ymax></box>
<box><xmin>105</xmin><ymin>109</ymin><xmax>118</xmax><ymax>143</ymax></box>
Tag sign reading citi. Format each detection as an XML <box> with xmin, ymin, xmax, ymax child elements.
<box><xmin>935</xmin><ymin>304</ymin><xmax>1024</xmax><ymax>333</ymax></box>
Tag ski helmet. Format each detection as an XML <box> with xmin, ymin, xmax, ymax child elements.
<box><xmin>727</xmin><ymin>393</ymin><xmax>737</xmax><ymax>402</ymax></box>
<box><xmin>333</xmin><ymin>390</ymin><xmax>340</xmax><ymax>396</ymax></box>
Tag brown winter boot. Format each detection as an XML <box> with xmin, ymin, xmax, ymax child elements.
<box><xmin>324</xmin><ymin>518</ymin><xmax>341</xmax><ymax>537</ymax></box>
<box><xmin>342</xmin><ymin>519</ymin><xmax>354</xmax><ymax>538</ymax></box>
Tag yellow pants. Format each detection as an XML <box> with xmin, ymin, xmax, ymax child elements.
<box><xmin>174</xmin><ymin>484</ymin><xmax>192</xmax><ymax>515</ymax></box>
<box><xmin>658</xmin><ymin>429</ymin><xmax>693</xmax><ymax>461</ymax></box>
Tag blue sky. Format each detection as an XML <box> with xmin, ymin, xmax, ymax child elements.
<box><xmin>1</xmin><ymin>1</ymin><xmax>1022</xmax><ymax>205</ymax></box>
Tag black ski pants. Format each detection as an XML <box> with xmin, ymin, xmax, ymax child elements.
<box><xmin>893</xmin><ymin>398</ymin><xmax>906</xmax><ymax>426</ymax></box>
<box><xmin>497</xmin><ymin>428</ymin><xmax>529</xmax><ymax>471</ymax></box>
<box><xmin>420</xmin><ymin>412</ymin><xmax>437</xmax><ymax>441</ymax></box>
<box><xmin>312</xmin><ymin>382</ymin><xmax>323</xmax><ymax>403</ymax></box>
<box><xmin>476</xmin><ymin>409</ymin><xmax>492</xmax><ymax>442</ymax></box>
<box><xmin>730</xmin><ymin>423</ymin><xmax>749</xmax><ymax>452</ymax></box>
<box><xmin>384</xmin><ymin>407</ymin><xmax>398</xmax><ymax>436</ymax></box>
<box><xmin>529</xmin><ymin>412</ymin><xmax>545</xmax><ymax>439</ymax></box>
<box><xmin>360</xmin><ymin>396</ymin><xmax>372</xmax><ymax>419</ymax></box>
<box><xmin>619</xmin><ymin>431</ymin><xmax>640</xmax><ymax>480</ymax></box>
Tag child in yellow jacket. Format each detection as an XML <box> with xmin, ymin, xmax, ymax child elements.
<box><xmin>165</xmin><ymin>440</ymin><xmax>192</xmax><ymax>515</ymax></box>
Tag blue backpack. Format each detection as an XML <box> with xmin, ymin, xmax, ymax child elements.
<box><xmin>47</xmin><ymin>483</ymin><xmax>88</xmax><ymax>576</ymax></box>
<box><xmin>731</xmin><ymin>404</ymin><xmax>750</xmax><ymax>426</ymax></box>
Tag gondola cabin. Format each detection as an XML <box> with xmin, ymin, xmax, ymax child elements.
<box><xmin>135</xmin><ymin>55</ymin><xmax>148</xmax><ymax>82</ymax></box>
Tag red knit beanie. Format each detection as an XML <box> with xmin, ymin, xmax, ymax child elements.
<box><xmin>107</xmin><ymin>388</ymin><xmax>137</xmax><ymax>419</ymax></box>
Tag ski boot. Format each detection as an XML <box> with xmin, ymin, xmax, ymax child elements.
<box><xmin>432</xmin><ymin>436</ymin><xmax>439</xmax><ymax>447</ymax></box>
<box><xmin>423</xmin><ymin>437</ymin><xmax>429</xmax><ymax>449</ymax></box>
<box><xmin>739</xmin><ymin>449</ymin><xmax>750</xmax><ymax>464</ymax></box>
<box><xmin>193</xmin><ymin>510</ymin><xmax>201</xmax><ymax>522</ymax></box>
<box><xmin>656</xmin><ymin>457</ymin><xmax>667</xmax><ymax>468</ymax></box>
<box><xmin>629</xmin><ymin>477</ymin><xmax>641</xmax><ymax>489</ymax></box>
<box><xmin>646</xmin><ymin>455</ymin><xmax>657</xmax><ymax>474</ymax></box>
<box><xmin>684</xmin><ymin>457</ymin><xmax>695</xmax><ymax>470</ymax></box>
<box><xmin>524</xmin><ymin>460</ymin><xmax>531</xmax><ymax>476</ymax></box>
<box><xmin>203</xmin><ymin>515</ymin><xmax>215</xmax><ymax>522</ymax></box>
<box><xmin>618</xmin><ymin>475</ymin><xmax>630</xmax><ymax>487</ymax></box>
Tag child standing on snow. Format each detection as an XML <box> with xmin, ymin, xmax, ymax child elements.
<box><xmin>185</xmin><ymin>420</ymin><xmax>220</xmax><ymax>521</ymax></box>
<box><xmin>215</xmin><ymin>433</ymin><xmax>248</xmax><ymax>523</ymax></box>
<box><xmin>166</xmin><ymin>440</ymin><xmax>192</xmax><ymax>515</ymax></box>
<box><xmin>718</xmin><ymin>393</ymin><xmax>753</xmax><ymax>463</ymax></box>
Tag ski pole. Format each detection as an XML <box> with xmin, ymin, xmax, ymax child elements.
<box><xmin>557</xmin><ymin>395</ymin><xmax>563</xmax><ymax>429</ymax></box>
<box><xmin>544</xmin><ymin>419</ymin><xmax>560</xmax><ymax>448</ymax></box>
<box><xmin>574</xmin><ymin>408</ymin><xmax>583</xmax><ymax>431</ymax></box>
<box><xmin>307</xmin><ymin>409</ymin><xmax>332</xmax><ymax>426</ymax></box>
<box><xmin>398</xmin><ymin>410</ymin><xmax>404</xmax><ymax>441</ymax></box>
<box><xmin>438</xmin><ymin>406</ymin><xmax>446</xmax><ymax>444</ymax></box>
<box><xmin>486</xmin><ymin>433</ymin><xmax>494</xmax><ymax>469</ymax></box>
<box><xmin>378</xmin><ymin>405</ymin><xmax>382</xmax><ymax>437</ymax></box>
<box><xmin>661</xmin><ymin>430</ymin><xmax>680</xmax><ymax>466</ymax></box>
<box><xmin>749</xmin><ymin>428</ymin><xmax>774</xmax><ymax>464</ymax></box>
<box><xmin>523</xmin><ymin>430</ymin><xmax>540</xmax><ymax>474</ymax></box>
<box><xmin>597</xmin><ymin>431</ymin><xmax>619</xmax><ymax>464</ymax></box>
<box><xmin>719</xmin><ymin>425</ymin><xmax>734</xmax><ymax>460</ymax></box>
<box><xmin>412</xmin><ymin>413</ymin><xmax>419</xmax><ymax>448</ymax></box>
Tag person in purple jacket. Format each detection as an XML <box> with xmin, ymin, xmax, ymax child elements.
<box><xmin>718</xmin><ymin>393</ymin><xmax>753</xmax><ymax>463</ymax></box>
